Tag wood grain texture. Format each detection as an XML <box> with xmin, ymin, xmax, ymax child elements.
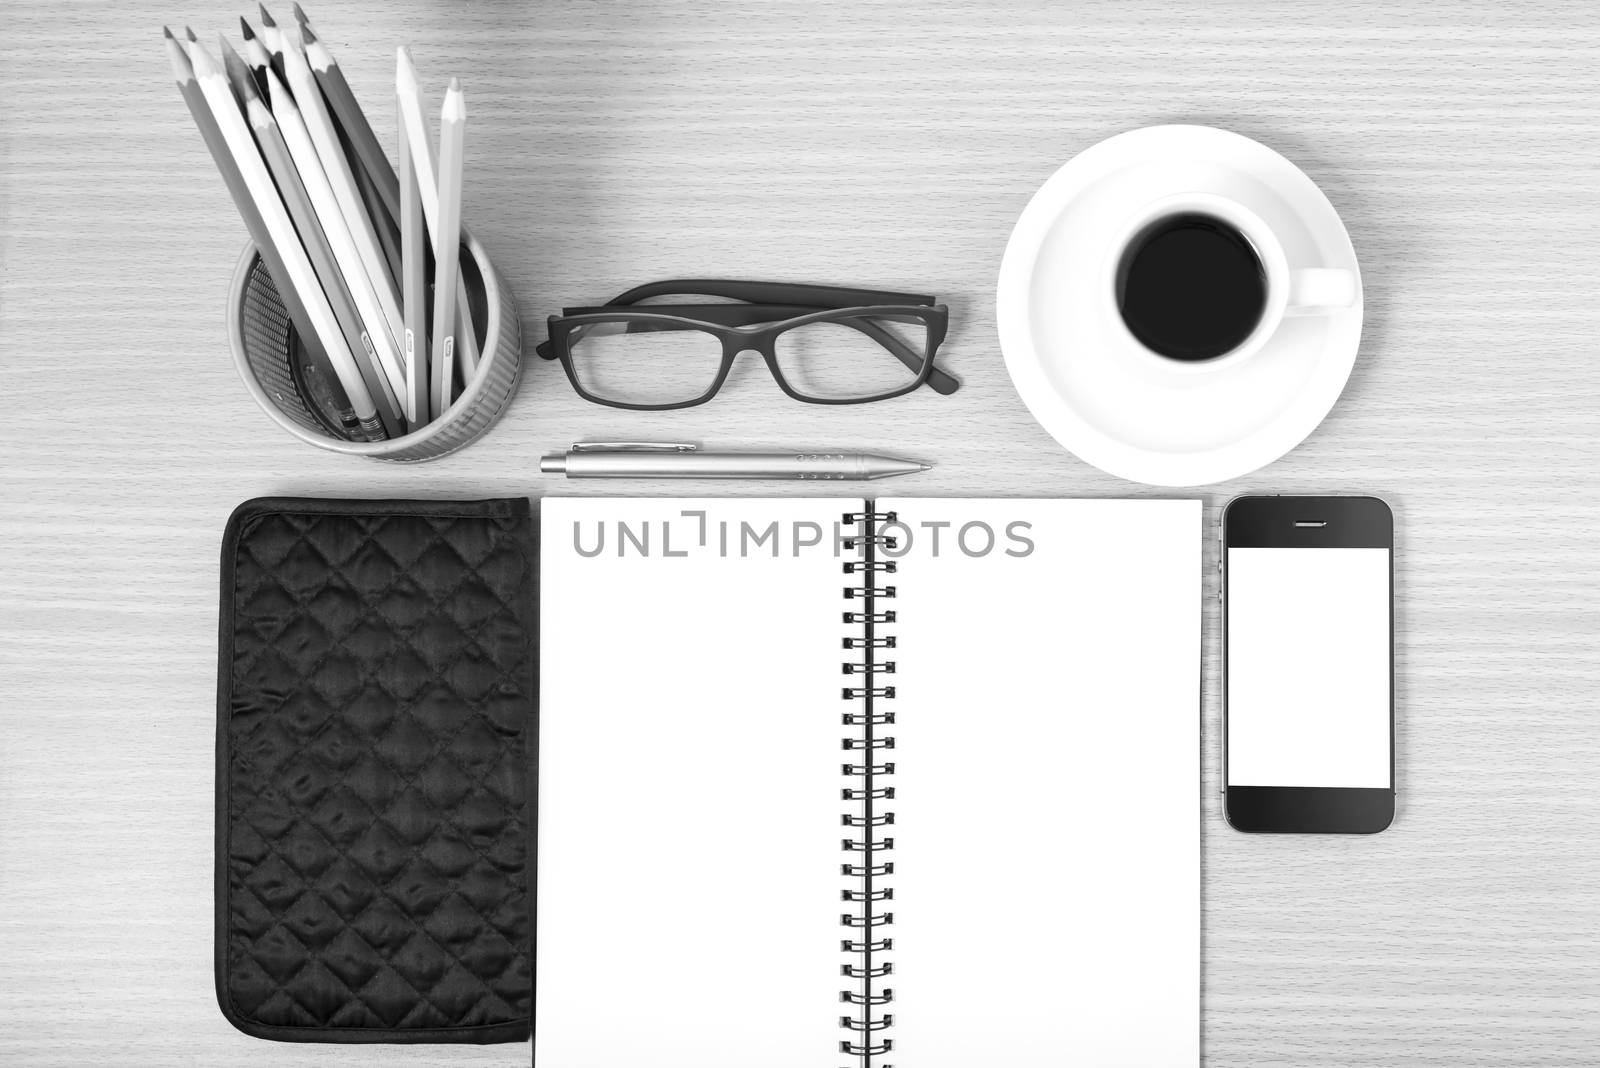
<box><xmin>3</xmin><ymin>0</ymin><xmax>1600</xmax><ymax>1064</ymax></box>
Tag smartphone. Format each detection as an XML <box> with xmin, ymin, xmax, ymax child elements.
<box><xmin>1222</xmin><ymin>495</ymin><xmax>1394</xmax><ymax>833</ymax></box>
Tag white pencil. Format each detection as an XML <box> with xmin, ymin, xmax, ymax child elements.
<box><xmin>279</xmin><ymin>25</ymin><xmax>405</xmax><ymax>353</ymax></box>
<box><xmin>397</xmin><ymin>48</ymin><xmax>480</xmax><ymax>382</ymax></box>
<box><xmin>262</xmin><ymin>61</ymin><xmax>410</xmax><ymax>412</ymax></box>
<box><xmin>399</xmin><ymin>100</ymin><xmax>428</xmax><ymax>427</ymax></box>
<box><xmin>256</xmin><ymin>4</ymin><xmax>285</xmax><ymax>60</ymax></box>
<box><xmin>395</xmin><ymin>49</ymin><xmax>439</xmax><ymax>228</ymax></box>
<box><xmin>185</xmin><ymin>38</ymin><xmax>384</xmax><ymax>437</ymax></box>
<box><xmin>429</xmin><ymin>79</ymin><xmax>466</xmax><ymax>420</ymax></box>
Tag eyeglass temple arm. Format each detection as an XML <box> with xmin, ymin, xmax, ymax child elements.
<box><xmin>839</xmin><ymin>317</ymin><xmax>960</xmax><ymax>396</ymax></box>
<box><xmin>606</xmin><ymin>278</ymin><xmax>937</xmax><ymax>310</ymax></box>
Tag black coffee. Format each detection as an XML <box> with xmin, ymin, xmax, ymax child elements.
<box><xmin>1115</xmin><ymin>213</ymin><xmax>1267</xmax><ymax>362</ymax></box>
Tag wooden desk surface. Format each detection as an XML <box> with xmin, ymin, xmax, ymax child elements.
<box><xmin>4</xmin><ymin>1</ymin><xmax>1599</xmax><ymax>1064</ymax></box>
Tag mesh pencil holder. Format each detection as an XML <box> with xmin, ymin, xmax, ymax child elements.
<box><xmin>226</xmin><ymin>234</ymin><xmax>523</xmax><ymax>461</ymax></box>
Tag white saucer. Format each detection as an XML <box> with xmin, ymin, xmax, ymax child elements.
<box><xmin>996</xmin><ymin>125</ymin><xmax>1364</xmax><ymax>487</ymax></box>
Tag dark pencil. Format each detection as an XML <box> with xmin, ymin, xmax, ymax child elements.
<box><xmin>238</xmin><ymin>19</ymin><xmax>271</xmax><ymax>99</ymax></box>
<box><xmin>299</xmin><ymin>19</ymin><xmax>402</xmax><ymax>282</ymax></box>
<box><xmin>257</xmin><ymin>4</ymin><xmax>289</xmax><ymax>84</ymax></box>
<box><xmin>346</xmin><ymin>123</ymin><xmax>404</xmax><ymax>305</ymax></box>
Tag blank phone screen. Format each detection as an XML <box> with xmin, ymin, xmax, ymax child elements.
<box><xmin>1227</xmin><ymin>547</ymin><xmax>1391</xmax><ymax>788</ymax></box>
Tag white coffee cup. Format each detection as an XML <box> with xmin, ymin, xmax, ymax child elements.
<box><xmin>1103</xmin><ymin>192</ymin><xmax>1356</xmax><ymax>372</ymax></box>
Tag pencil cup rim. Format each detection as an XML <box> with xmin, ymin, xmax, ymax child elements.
<box><xmin>227</xmin><ymin>232</ymin><xmax>522</xmax><ymax>461</ymax></box>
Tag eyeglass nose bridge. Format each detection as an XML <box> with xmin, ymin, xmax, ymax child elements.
<box><xmin>720</xmin><ymin>331</ymin><xmax>775</xmax><ymax>361</ymax></box>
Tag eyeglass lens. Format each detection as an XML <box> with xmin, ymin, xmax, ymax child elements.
<box><xmin>567</xmin><ymin>319</ymin><xmax>725</xmax><ymax>407</ymax></box>
<box><xmin>770</xmin><ymin>313</ymin><xmax>928</xmax><ymax>400</ymax></box>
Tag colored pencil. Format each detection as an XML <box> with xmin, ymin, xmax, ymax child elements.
<box><xmin>262</xmin><ymin>59</ymin><xmax>409</xmax><ymax>417</ymax></box>
<box><xmin>348</xmin><ymin>133</ymin><xmax>403</xmax><ymax>299</ymax></box>
<box><xmin>399</xmin><ymin>107</ymin><xmax>428</xmax><ymax>426</ymax></box>
<box><xmin>237</xmin><ymin>19</ymin><xmax>272</xmax><ymax>99</ymax></box>
<box><xmin>173</xmin><ymin>28</ymin><xmax>368</xmax><ymax>438</ymax></box>
<box><xmin>255</xmin><ymin>5</ymin><xmax>288</xmax><ymax>83</ymax></box>
<box><xmin>222</xmin><ymin>38</ymin><xmax>405</xmax><ymax>434</ymax></box>
<box><xmin>169</xmin><ymin>32</ymin><xmax>381</xmax><ymax>439</ymax></box>
<box><xmin>395</xmin><ymin>49</ymin><xmax>439</xmax><ymax>228</ymax></box>
<box><xmin>279</xmin><ymin>25</ymin><xmax>405</xmax><ymax>366</ymax></box>
<box><xmin>429</xmin><ymin>79</ymin><xmax>465</xmax><ymax>420</ymax></box>
<box><xmin>301</xmin><ymin>20</ymin><xmax>403</xmax><ymax>297</ymax></box>
<box><xmin>397</xmin><ymin>47</ymin><xmax>481</xmax><ymax>382</ymax></box>
<box><xmin>299</xmin><ymin>19</ymin><xmax>398</xmax><ymax>221</ymax></box>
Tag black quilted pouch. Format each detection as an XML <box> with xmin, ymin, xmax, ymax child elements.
<box><xmin>215</xmin><ymin>497</ymin><xmax>535</xmax><ymax>1043</ymax></box>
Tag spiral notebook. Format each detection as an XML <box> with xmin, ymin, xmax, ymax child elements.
<box><xmin>537</xmin><ymin>497</ymin><xmax>1200</xmax><ymax>1067</ymax></box>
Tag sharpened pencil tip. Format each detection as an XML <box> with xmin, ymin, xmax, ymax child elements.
<box><xmin>300</xmin><ymin>22</ymin><xmax>318</xmax><ymax>44</ymax></box>
<box><xmin>442</xmin><ymin>78</ymin><xmax>464</xmax><ymax>120</ymax></box>
<box><xmin>184</xmin><ymin>25</ymin><xmax>198</xmax><ymax>41</ymax></box>
<box><xmin>164</xmin><ymin>35</ymin><xmax>193</xmax><ymax>80</ymax></box>
<box><xmin>292</xmin><ymin>2</ymin><xmax>309</xmax><ymax>26</ymax></box>
<box><xmin>217</xmin><ymin>33</ymin><xmax>251</xmax><ymax>75</ymax></box>
<box><xmin>258</xmin><ymin>3</ymin><xmax>276</xmax><ymax>28</ymax></box>
<box><xmin>240</xmin><ymin>17</ymin><xmax>255</xmax><ymax>40</ymax></box>
<box><xmin>162</xmin><ymin>25</ymin><xmax>175</xmax><ymax>41</ymax></box>
<box><xmin>188</xmin><ymin>37</ymin><xmax>218</xmax><ymax>76</ymax></box>
<box><xmin>920</xmin><ymin>464</ymin><xmax>932</xmax><ymax>471</ymax></box>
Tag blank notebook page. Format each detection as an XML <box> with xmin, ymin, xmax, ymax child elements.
<box><xmin>538</xmin><ymin>497</ymin><xmax>1199</xmax><ymax>1066</ymax></box>
<box><xmin>538</xmin><ymin>499</ymin><xmax>849</xmax><ymax>1067</ymax></box>
<box><xmin>881</xmin><ymin>498</ymin><xmax>1200</xmax><ymax>1066</ymax></box>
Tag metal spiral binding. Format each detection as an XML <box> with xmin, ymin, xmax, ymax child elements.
<box><xmin>839</xmin><ymin>507</ymin><xmax>896</xmax><ymax>1067</ymax></box>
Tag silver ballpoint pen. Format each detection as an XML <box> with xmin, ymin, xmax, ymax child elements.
<box><xmin>539</xmin><ymin>443</ymin><xmax>933</xmax><ymax>480</ymax></box>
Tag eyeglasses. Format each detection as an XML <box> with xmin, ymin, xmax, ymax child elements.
<box><xmin>536</xmin><ymin>279</ymin><xmax>958</xmax><ymax>410</ymax></box>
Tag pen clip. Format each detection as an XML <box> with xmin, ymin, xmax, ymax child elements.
<box><xmin>570</xmin><ymin>442</ymin><xmax>698</xmax><ymax>453</ymax></box>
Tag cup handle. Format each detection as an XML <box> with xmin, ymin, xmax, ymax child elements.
<box><xmin>1285</xmin><ymin>268</ymin><xmax>1357</xmax><ymax>315</ymax></box>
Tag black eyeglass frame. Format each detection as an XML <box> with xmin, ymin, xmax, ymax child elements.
<box><xmin>536</xmin><ymin>279</ymin><xmax>957</xmax><ymax>411</ymax></box>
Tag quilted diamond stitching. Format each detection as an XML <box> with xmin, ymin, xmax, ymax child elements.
<box><xmin>225</xmin><ymin>509</ymin><xmax>531</xmax><ymax>1034</ymax></box>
